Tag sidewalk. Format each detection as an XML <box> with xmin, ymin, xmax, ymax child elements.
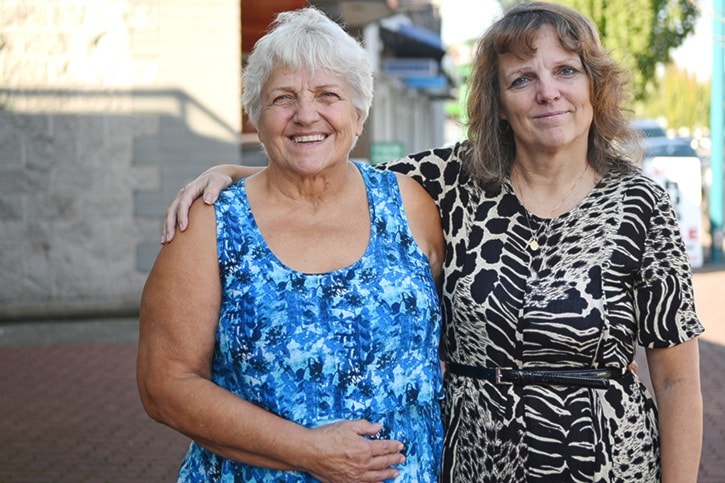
<box><xmin>0</xmin><ymin>266</ymin><xmax>723</xmax><ymax>482</ymax></box>
<box><xmin>0</xmin><ymin>320</ymin><xmax>189</xmax><ymax>482</ymax></box>
<box><xmin>667</xmin><ymin>265</ymin><xmax>725</xmax><ymax>483</ymax></box>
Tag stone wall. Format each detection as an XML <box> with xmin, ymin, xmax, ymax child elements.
<box><xmin>0</xmin><ymin>0</ymin><xmax>242</xmax><ymax>320</ymax></box>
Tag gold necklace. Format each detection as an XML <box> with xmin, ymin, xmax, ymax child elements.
<box><xmin>515</xmin><ymin>164</ymin><xmax>590</xmax><ymax>251</ymax></box>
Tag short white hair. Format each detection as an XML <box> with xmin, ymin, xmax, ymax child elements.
<box><xmin>242</xmin><ymin>7</ymin><xmax>374</xmax><ymax>128</ymax></box>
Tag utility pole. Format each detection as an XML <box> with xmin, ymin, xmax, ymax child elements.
<box><xmin>711</xmin><ymin>0</ymin><xmax>724</xmax><ymax>263</ymax></box>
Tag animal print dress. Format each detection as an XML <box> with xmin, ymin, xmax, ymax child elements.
<box><xmin>384</xmin><ymin>142</ymin><xmax>704</xmax><ymax>482</ymax></box>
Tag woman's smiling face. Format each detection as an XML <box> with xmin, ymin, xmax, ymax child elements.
<box><xmin>257</xmin><ymin>65</ymin><xmax>365</xmax><ymax>176</ymax></box>
<box><xmin>497</xmin><ymin>25</ymin><xmax>593</xmax><ymax>156</ymax></box>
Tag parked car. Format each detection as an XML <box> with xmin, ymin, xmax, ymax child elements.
<box><xmin>640</xmin><ymin>136</ymin><xmax>705</xmax><ymax>268</ymax></box>
<box><xmin>644</xmin><ymin>137</ymin><xmax>699</xmax><ymax>158</ymax></box>
<box><xmin>642</xmin><ymin>137</ymin><xmax>710</xmax><ymax>192</ymax></box>
<box><xmin>631</xmin><ymin>118</ymin><xmax>667</xmax><ymax>139</ymax></box>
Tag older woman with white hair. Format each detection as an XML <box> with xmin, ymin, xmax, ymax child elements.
<box><xmin>137</xmin><ymin>7</ymin><xmax>445</xmax><ymax>482</ymax></box>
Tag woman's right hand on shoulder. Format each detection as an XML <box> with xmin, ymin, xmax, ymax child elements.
<box><xmin>302</xmin><ymin>419</ymin><xmax>406</xmax><ymax>483</ymax></box>
<box><xmin>161</xmin><ymin>164</ymin><xmax>238</xmax><ymax>244</ymax></box>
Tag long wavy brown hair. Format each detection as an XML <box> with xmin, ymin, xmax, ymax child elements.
<box><xmin>465</xmin><ymin>2</ymin><xmax>642</xmax><ymax>187</ymax></box>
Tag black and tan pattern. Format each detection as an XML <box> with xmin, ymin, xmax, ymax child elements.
<box><xmin>383</xmin><ymin>141</ymin><xmax>703</xmax><ymax>482</ymax></box>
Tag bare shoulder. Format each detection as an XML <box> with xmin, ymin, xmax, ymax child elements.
<box><xmin>145</xmin><ymin>197</ymin><xmax>218</xmax><ymax>295</ymax></box>
<box><xmin>163</xmin><ymin>199</ymin><xmax>217</xmax><ymax>253</ymax></box>
<box><xmin>394</xmin><ymin>172</ymin><xmax>440</xmax><ymax>226</ymax></box>
<box><xmin>394</xmin><ymin>172</ymin><xmax>434</xmax><ymax>206</ymax></box>
<box><xmin>393</xmin><ymin>172</ymin><xmax>443</xmax><ymax>280</ymax></box>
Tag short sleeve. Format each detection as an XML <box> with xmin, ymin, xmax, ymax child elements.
<box><xmin>634</xmin><ymin>183</ymin><xmax>704</xmax><ymax>348</ymax></box>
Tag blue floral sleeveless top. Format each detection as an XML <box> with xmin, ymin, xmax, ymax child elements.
<box><xmin>178</xmin><ymin>162</ymin><xmax>444</xmax><ymax>482</ymax></box>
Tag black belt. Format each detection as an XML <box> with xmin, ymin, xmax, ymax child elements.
<box><xmin>447</xmin><ymin>362</ymin><xmax>624</xmax><ymax>389</ymax></box>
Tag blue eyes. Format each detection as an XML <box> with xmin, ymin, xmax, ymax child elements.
<box><xmin>511</xmin><ymin>76</ymin><xmax>530</xmax><ymax>87</ymax></box>
<box><xmin>510</xmin><ymin>66</ymin><xmax>580</xmax><ymax>88</ymax></box>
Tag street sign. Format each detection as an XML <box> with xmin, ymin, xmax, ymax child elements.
<box><xmin>370</xmin><ymin>141</ymin><xmax>405</xmax><ymax>166</ymax></box>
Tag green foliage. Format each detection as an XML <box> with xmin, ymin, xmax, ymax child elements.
<box><xmin>637</xmin><ymin>64</ymin><xmax>710</xmax><ymax>132</ymax></box>
<box><xmin>555</xmin><ymin>0</ymin><xmax>699</xmax><ymax>100</ymax></box>
<box><xmin>445</xmin><ymin>0</ymin><xmax>702</xmax><ymax>125</ymax></box>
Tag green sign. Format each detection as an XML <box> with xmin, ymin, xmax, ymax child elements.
<box><xmin>370</xmin><ymin>141</ymin><xmax>405</xmax><ymax>165</ymax></box>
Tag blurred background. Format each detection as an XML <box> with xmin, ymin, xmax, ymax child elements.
<box><xmin>0</xmin><ymin>0</ymin><xmax>721</xmax><ymax>321</ymax></box>
<box><xmin>2</xmin><ymin>2</ymin><xmax>725</xmax><ymax>482</ymax></box>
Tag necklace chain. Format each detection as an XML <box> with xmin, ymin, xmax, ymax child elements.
<box><xmin>515</xmin><ymin>164</ymin><xmax>590</xmax><ymax>251</ymax></box>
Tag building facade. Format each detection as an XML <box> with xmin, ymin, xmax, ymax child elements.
<box><xmin>0</xmin><ymin>0</ymin><xmax>451</xmax><ymax>320</ymax></box>
<box><xmin>0</xmin><ymin>0</ymin><xmax>242</xmax><ymax>319</ymax></box>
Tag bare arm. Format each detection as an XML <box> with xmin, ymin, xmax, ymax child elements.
<box><xmin>395</xmin><ymin>173</ymin><xmax>444</xmax><ymax>284</ymax></box>
<box><xmin>162</xmin><ymin>164</ymin><xmax>262</xmax><ymax>243</ymax></box>
<box><xmin>139</xmin><ymin>200</ymin><xmax>406</xmax><ymax>482</ymax></box>
<box><xmin>645</xmin><ymin>338</ymin><xmax>702</xmax><ymax>483</ymax></box>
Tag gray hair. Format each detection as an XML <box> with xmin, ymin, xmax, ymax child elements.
<box><xmin>242</xmin><ymin>7</ymin><xmax>374</xmax><ymax>128</ymax></box>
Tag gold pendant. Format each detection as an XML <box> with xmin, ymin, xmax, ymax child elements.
<box><xmin>528</xmin><ymin>238</ymin><xmax>539</xmax><ymax>251</ymax></box>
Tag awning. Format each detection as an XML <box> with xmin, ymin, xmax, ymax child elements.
<box><xmin>380</xmin><ymin>17</ymin><xmax>446</xmax><ymax>60</ymax></box>
<box><xmin>311</xmin><ymin>0</ymin><xmax>395</xmax><ymax>26</ymax></box>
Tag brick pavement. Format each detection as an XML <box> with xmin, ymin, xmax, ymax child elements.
<box><xmin>684</xmin><ymin>267</ymin><xmax>725</xmax><ymax>483</ymax></box>
<box><xmin>0</xmin><ymin>266</ymin><xmax>723</xmax><ymax>482</ymax></box>
<box><xmin>0</xmin><ymin>339</ymin><xmax>189</xmax><ymax>482</ymax></box>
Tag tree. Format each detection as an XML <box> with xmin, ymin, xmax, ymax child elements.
<box><xmin>501</xmin><ymin>0</ymin><xmax>699</xmax><ymax>101</ymax></box>
<box><xmin>637</xmin><ymin>64</ymin><xmax>710</xmax><ymax>132</ymax></box>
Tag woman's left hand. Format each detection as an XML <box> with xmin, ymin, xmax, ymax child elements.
<box><xmin>300</xmin><ymin>419</ymin><xmax>406</xmax><ymax>483</ymax></box>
